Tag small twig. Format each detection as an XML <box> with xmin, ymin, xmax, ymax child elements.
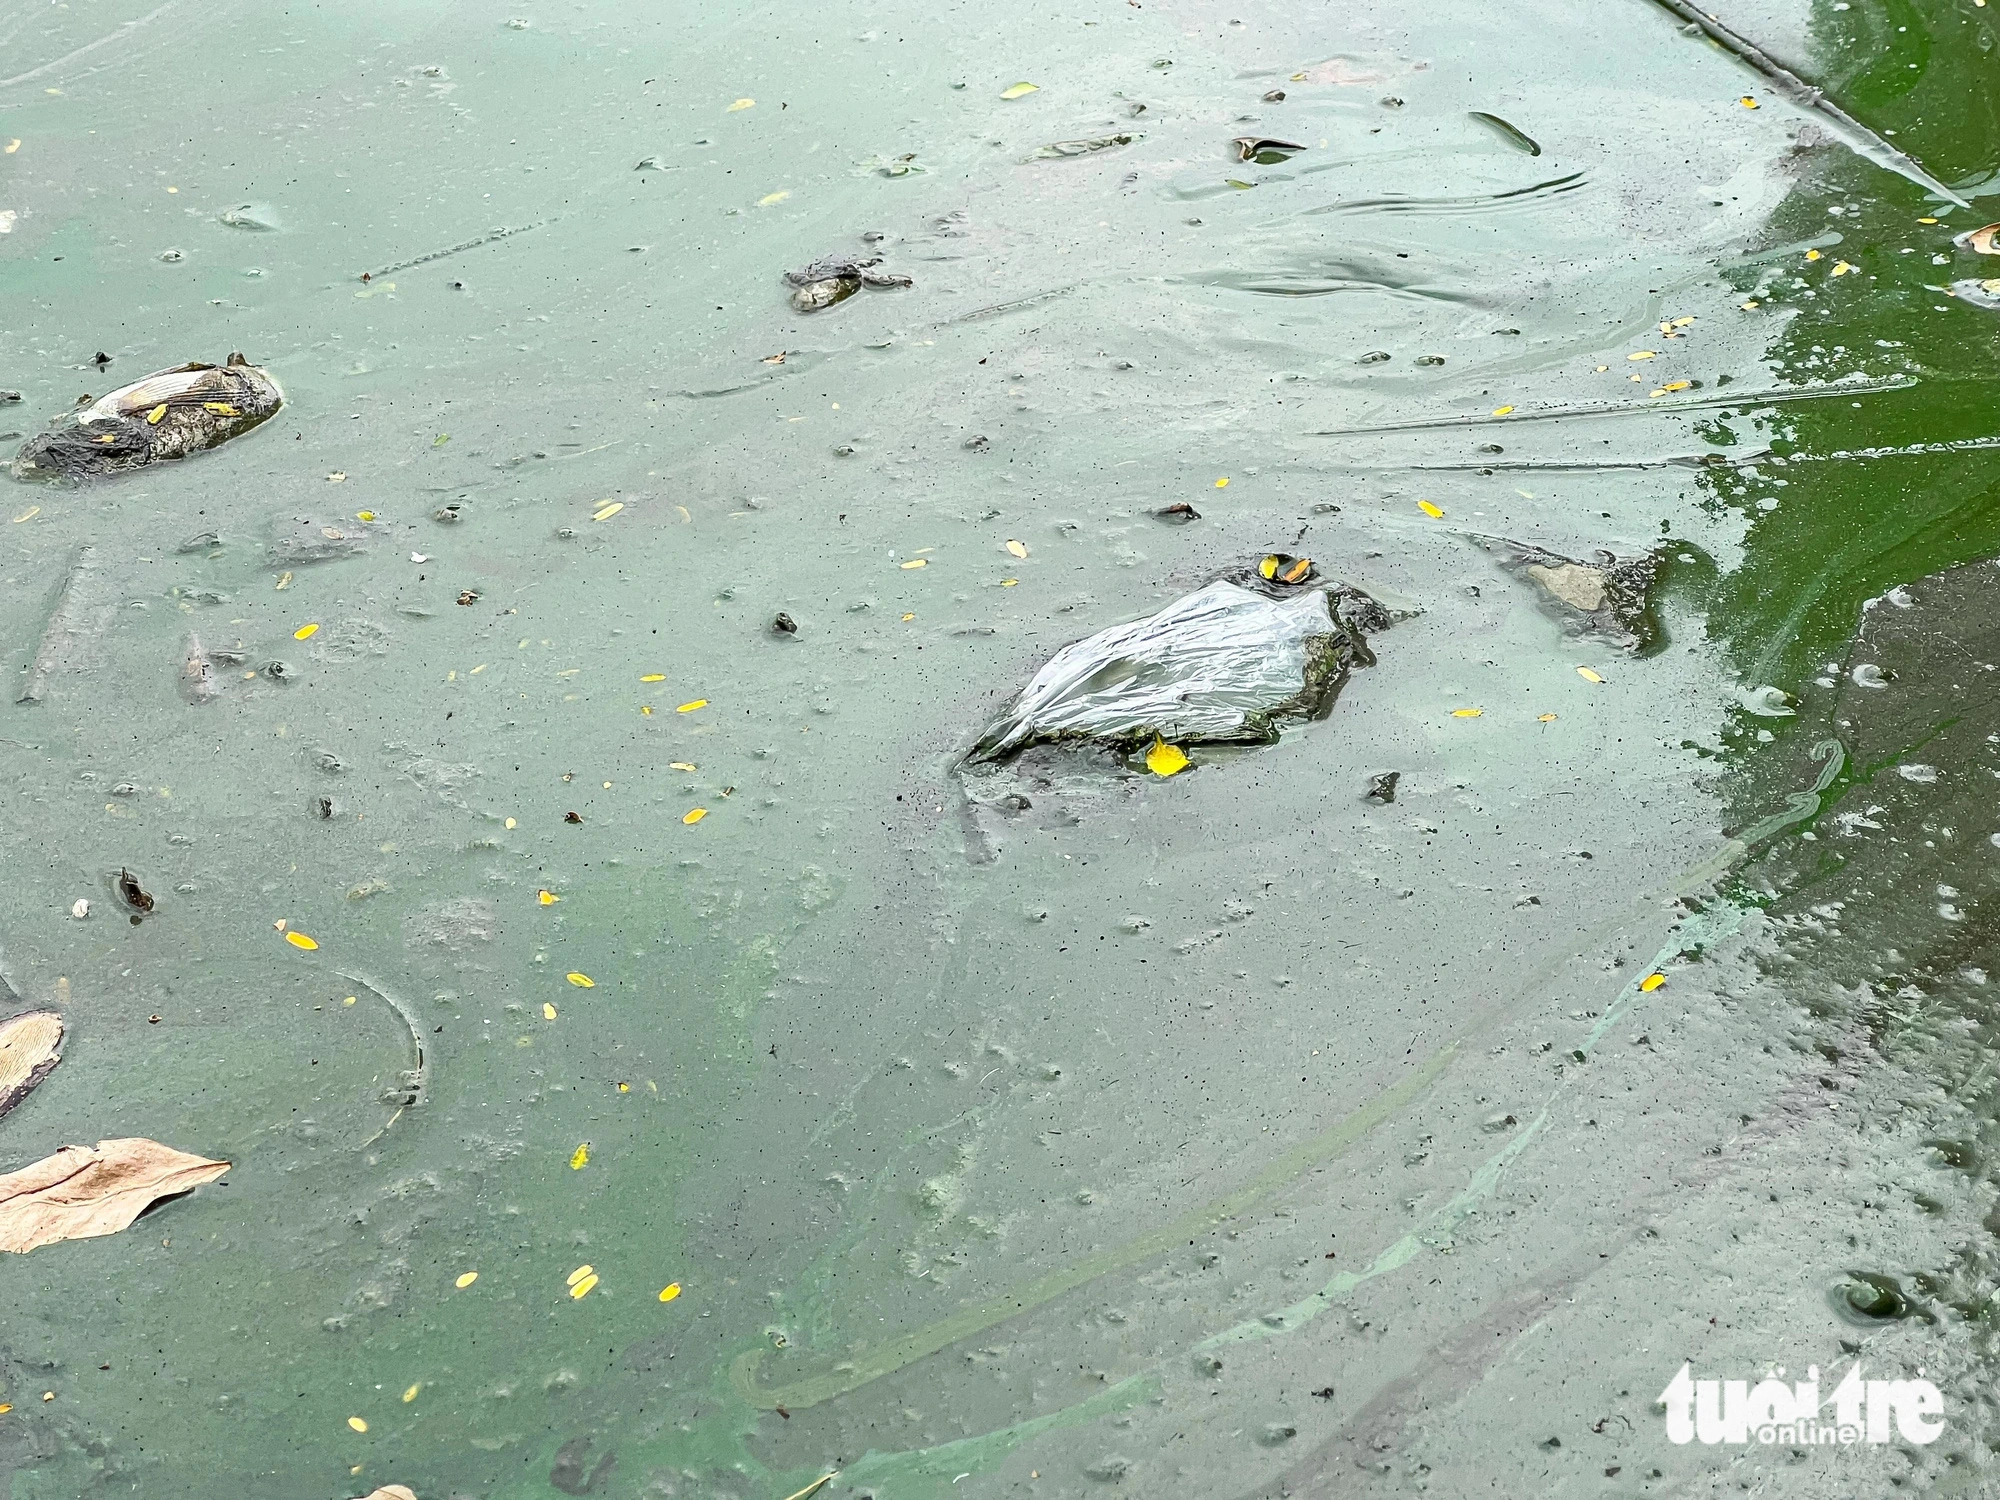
<box><xmin>779</xmin><ymin>1474</ymin><xmax>838</xmax><ymax>1500</ymax></box>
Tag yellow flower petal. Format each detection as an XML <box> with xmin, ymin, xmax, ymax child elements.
<box><xmin>683</xmin><ymin>807</ymin><xmax>708</xmax><ymax>825</ymax></box>
<box><xmin>1537</xmin><ymin>713</ymin><xmax>1558</xmax><ymax>723</ymax></box>
<box><xmin>402</xmin><ymin>1384</ymin><xmax>420</xmax><ymax>1403</ymax></box>
<box><xmin>145</xmin><ymin>403</ymin><xmax>168</xmax><ymax>425</ymax></box>
<box><xmin>1740</xmin><ymin>95</ymin><xmax>1759</xmax><ymax>108</ymax></box>
<box><xmin>676</xmin><ymin>699</ymin><xmax>707</xmax><ymax>713</ymax></box>
<box><xmin>727</xmin><ymin>97</ymin><xmax>755</xmax><ymax>110</ymax></box>
<box><xmin>659</xmin><ymin>1282</ymin><xmax>683</xmax><ymax>1302</ymax></box>
<box><xmin>567</xmin><ymin>1264</ymin><xmax>594</xmax><ymax>1286</ymax></box>
<box><xmin>592</xmin><ymin>502</ymin><xmax>623</xmax><ymax>521</ymax></box>
<box><xmin>1001</xmin><ymin>578</ymin><xmax>1018</xmax><ymax>587</ymax></box>
<box><xmin>455</xmin><ymin>1271</ymin><xmax>479</xmax><ymax>1288</ymax></box>
<box><xmin>570</xmin><ymin>1144</ymin><xmax>590</xmax><ymax>1170</ymax></box>
<box><xmin>1144</xmin><ymin>739</ymin><xmax>1189</xmax><ymax>777</ymax></box>
<box><xmin>1662</xmin><ymin>380</ymin><xmax>1691</xmax><ymax>393</ymax></box>
<box><xmin>539</xmin><ymin>889</ymin><xmax>560</xmax><ymax>905</ymax></box>
<box><xmin>570</xmin><ymin>1273</ymin><xmax>599</xmax><ymax>1299</ymax></box>
<box><xmin>640</xmin><ymin>673</ymin><xmax>666</xmax><ymax>682</ymax></box>
<box><xmin>899</xmin><ymin>558</ymin><xmax>927</xmax><ymax>569</ymax></box>
<box><xmin>1576</xmin><ymin>666</ymin><xmax>1604</xmax><ymax>683</ymax></box>
<box><xmin>1627</xmin><ymin>350</ymin><xmax>1656</xmax><ymax>361</ymax></box>
<box><xmin>347</xmin><ymin>1417</ymin><xmax>368</xmax><ymax>1433</ymax></box>
<box><xmin>355</xmin><ymin>510</ymin><xmax>376</xmax><ymax>522</ymax></box>
<box><xmin>1805</xmin><ymin>248</ymin><xmax>1821</xmax><ymax>262</ymax></box>
<box><xmin>1214</xmin><ymin>476</ymin><xmax>1229</xmax><ymax>488</ymax></box>
<box><xmin>543</xmin><ymin>1003</ymin><xmax>558</xmax><ymax>1020</ymax></box>
<box><xmin>757</xmin><ymin>190</ymin><xmax>790</xmax><ymax>207</ymax></box>
<box><xmin>285</xmin><ymin>931</ymin><xmax>319</xmax><ymax>951</ymax></box>
<box><xmin>566</xmin><ymin>972</ymin><xmax>594</xmax><ymax>987</ymax></box>
<box><xmin>1417</xmin><ymin>500</ymin><xmax>1444</xmax><ymax>519</ymax></box>
<box><xmin>293</xmin><ymin>623</ymin><xmax>319</xmax><ymax>640</ymax></box>
<box><xmin>504</xmin><ymin>817</ymin><xmax>517</xmax><ymax>829</ymax></box>
<box><xmin>1451</xmin><ymin>708</ymin><xmax>1483</xmax><ymax>718</ymax></box>
<box><xmin>999</xmin><ymin>81</ymin><xmax>1039</xmax><ymax>99</ymax></box>
<box><xmin>670</xmin><ymin>761</ymin><xmax>697</xmax><ymax>771</ymax></box>
<box><xmin>1639</xmin><ymin>972</ymin><xmax>1666</xmax><ymax>992</ymax></box>
<box><xmin>1005</xmin><ymin>539</ymin><xmax>1028</xmax><ymax>558</ymax></box>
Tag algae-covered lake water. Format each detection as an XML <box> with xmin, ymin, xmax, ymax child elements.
<box><xmin>3</xmin><ymin>0</ymin><xmax>1999</xmax><ymax>1495</ymax></box>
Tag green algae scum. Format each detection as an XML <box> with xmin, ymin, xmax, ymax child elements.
<box><xmin>2</xmin><ymin>0</ymin><xmax>1999</xmax><ymax>1495</ymax></box>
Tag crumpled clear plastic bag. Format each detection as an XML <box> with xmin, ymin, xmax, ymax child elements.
<box><xmin>968</xmin><ymin>579</ymin><xmax>1367</xmax><ymax>763</ymax></box>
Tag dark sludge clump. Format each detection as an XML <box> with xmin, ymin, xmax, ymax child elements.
<box><xmin>12</xmin><ymin>354</ymin><xmax>283</xmax><ymax>481</ymax></box>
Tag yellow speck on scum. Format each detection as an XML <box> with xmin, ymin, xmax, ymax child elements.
<box><xmin>1640</xmin><ymin>972</ymin><xmax>1667</xmax><ymax>992</ymax></box>
<box><xmin>899</xmin><ymin>558</ymin><xmax>927</xmax><ymax>569</ymax></box>
<box><xmin>543</xmin><ymin>1003</ymin><xmax>558</xmax><ymax>1020</ymax></box>
<box><xmin>1577</xmin><ymin>666</ymin><xmax>1605</xmax><ymax>683</ymax></box>
<box><xmin>659</xmin><ymin>1282</ymin><xmax>683</xmax><ymax>1302</ymax></box>
<box><xmin>294</xmin><ymin>623</ymin><xmax>319</xmax><ymax>640</ymax></box>
<box><xmin>1491</xmin><ymin>405</ymin><xmax>1515</xmax><ymax>417</ymax></box>
<box><xmin>1417</xmin><ymin>500</ymin><xmax>1444</xmax><ymax>518</ymax></box>
<box><xmin>402</xmin><ymin>1384</ymin><xmax>420</xmax><ymax>1403</ymax></box>
<box><xmin>347</xmin><ymin>1417</ymin><xmax>368</xmax><ymax>1433</ymax></box>
<box><xmin>285</xmin><ymin>931</ymin><xmax>319</xmax><ymax>951</ymax></box>
<box><xmin>1451</xmin><ymin>708</ymin><xmax>1483</xmax><ymax>718</ymax></box>
<box><xmin>640</xmin><ymin>673</ymin><xmax>666</xmax><ymax>682</ymax></box>
<box><xmin>683</xmin><ymin>807</ymin><xmax>708</xmax><ymax>825</ymax></box>
<box><xmin>567</xmin><ymin>1265</ymin><xmax>595</xmax><ymax>1287</ymax></box>
<box><xmin>566</xmin><ymin>972</ymin><xmax>594</xmax><ymax>988</ymax></box>
<box><xmin>676</xmin><ymin>699</ymin><xmax>707</xmax><ymax>713</ymax></box>
<box><xmin>569</xmin><ymin>1274</ymin><xmax>600</xmax><ymax>1299</ymax></box>
<box><xmin>570</xmin><ymin>1144</ymin><xmax>590</xmax><ymax>1170</ymax></box>
<box><xmin>455</xmin><ymin>1271</ymin><xmax>479</xmax><ymax>1288</ymax></box>
<box><xmin>538</xmin><ymin>889</ymin><xmax>560</xmax><ymax>905</ymax></box>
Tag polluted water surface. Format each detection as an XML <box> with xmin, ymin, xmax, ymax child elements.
<box><xmin>2</xmin><ymin>0</ymin><xmax>1999</xmax><ymax>1495</ymax></box>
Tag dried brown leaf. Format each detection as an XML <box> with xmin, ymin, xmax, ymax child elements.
<box><xmin>0</xmin><ymin>1011</ymin><xmax>63</xmax><ymax>1120</ymax></box>
<box><xmin>354</xmin><ymin>1488</ymin><xmax>418</xmax><ymax>1500</ymax></box>
<box><xmin>0</xmin><ymin>1138</ymin><xmax>230</xmax><ymax>1254</ymax></box>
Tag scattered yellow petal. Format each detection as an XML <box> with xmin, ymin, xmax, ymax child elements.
<box><xmin>356</xmin><ymin>509</ymin><xmax>376</xmax><ymax>522</ymax></box>
<box><xmin>1417</xmin><ymin>500</ymin><xmax>1444</xmax><ymax>518</ymax></box>
<box><xmin>1576</xmin><ymin>666</ymin><xmax>1605</xmax><ymax>683</ymax></box>
<box><xmin>570</xmin><ymin>1144</ymin><xmax>590</xmax><ymax>1170</ymax></box>
<box><xmin>1537</xmin><ymin>713</ymin><xmax>1558</xmax><ymax>723</ymax></box>
<box><xmin>670</xmin><ymin>761</ymin><xmax>698</xmax><ymax>771</ymax></box>
<box><xmin>543</xmin><ymin>1003</ymin><xmax>558</xmax><ymax>1020</ymax></box>
<box><xmin>456</xmin><ymin>1271</ymin><xmax>479</xmax><ymax>1288</ymax></box>
<box><xmin>641</xmin><ymin>705</ymin><xmax>656</xmax><ymax>716</ymax></box>
<box><xmin>640</xmin><ymin>673</ymin><xmax>666</xmax><ymax>682</ymax></box>
<box><xmin>1741</xmin><ymin>300</ymin><xmax>1760</xmax><ymax>309</ymax></box>
<box><xmin>1739</xmin><ymin>95</ymin><xmax>1759</xmax><ymax>108</ymax></box>
<box><xmin>1627</xmin><ymin>350</ymin><xmax>1656</xmax><ymax>361</ymax></box>
<box><xmin>347</xmin><ymin>1417</ymin><xmax>368</xmax><ymax>1433</ymax></box>
<box><xmin>294</xmin><ymin>622</ymin><xmax>319</xmax><ymax>640</ymax></box>
<box><xmin>1831</xmin><ymin>260</ymin><xmax>1854</xmax><ymax>276</ymax></box>
<box><xmin>1005</xmin><ymin>539</ymin><xmax>1028</xmax><ymax>558</ymax></box>
<box><xmin>285</xmin><ymin>931</ymin><xmax>319</xmax><ymax>951</ymax></box>
<box><xmin>758</xmin><ymin>190</ymin><xmax>790</xmax><ymax>207</ymax></box>
<box><xmin>1918</xmin><ymin>216</ymin><xmax>1940</xmax><ymax>225</ymax></box>
<box><xmin>566</xmin><ymin>972</ymin><xmax>595</xmax><ymax>988</ymax></box>
<box><xmin>617</xmin><ymin>1081</ymin><xmax>630</xmax><ymax>1092</ymax></box>
<box><xmin>1805</xmin><ymin>248</ymin><xmax>1821</xmax><ymax>262</ymax></box>
<box><xmin>1639</xmin><ymin>972</ymin><xmax>1666</xmax><ymax>992</ymax></box>
<box><xmin>683</xmin><ymin>807</ymin><xmax>708</xmax><ymax>825</ymax></box>
<box><xmin>275</xmin><ymin>571</ymin><xmax>292</xmax><ymax>590</ymax></box>
<box><xmin>539</xmin><ymin>890</ymin><xmax>559</xmax><ymax>905</ymax></box>
<box><xmin>900</xmin><ymin>558</ymin><xmax>927</xmax><ymax>569</ymax></box>
<box><xmin>12</xmin><ymin>506</ymin><xmax>40</xmax><ymax>524</ymax></box>
<box><xmin>727</xmin><ymin>98</ymin><xmax>755</xmax><ymax>111</ymax></box>
<box><xmin>0</xmin><ymin>1404</ymin><xmax>11</xmax><ymax>1413</ymax></box>
<box><xmin>660</xmin><ymin>1282</ymin><xmax>683</xmax><ymax>1302</ymax></box>
<box><xmin>1001</xmin><ymin>578</ymin><xmax>1019</xmax><ymax>587</ymax></box>
<box><xmin>328</xmin><ymin>471</ymin><xmax>347</xmax><ymax>482</ymax></box>
<box><xmin>901</xmin><ymin>612</ymin><xmax>915</xmax><ymax>621</ymax></box>
<box><xmin>402</xmin><ymin>1384</ymin><xmax>420</xmax><ymax>1403</ymax></box>
<box><xmin>676</xmin><ymin>699</ymin><xmax>707</xmax><ymax>713</ymax></box>
<box><xmin>1214</xmin><ymin>476</ymin><xmax>1229</xmax><ymax>488</ymax></box>
<box><xmin>1490</xmin><ymin>405</ymin><xmax>1515</xmax><ymax>417</ymax></box>
<box><xmin>1144</xmin><ymin>739</ymin><xmax>1189</xmax><ymax>777</ymax></box>
<box><xmin>145</xmin><ymin>403</ymin><xmax>168</xmax><ymax>425</ymax></box>
<box><xmin>3</xmin><ymin>140</ymin><xmax>16</xmax><ymax>153</ymax></box>
<box><xmin>1649</xmin><ymin>388</ymin><xmax>1668</xmax><ymax>399</ymax></box>
<box><xmin>202</xmin><ymin>401</ymin><xmax>239</xmax><ymax>415</ymax></box>
<box><xmin>342</xmin><ymin>996</ymin><xmax>357</xmax><ymax>1006</ymax></box>
<box><xmin>567</xmin><ymin>1264</ymin><xmax>595</xmax><ymax>1287</ymax></box>
<box><xmin>1662</xmin><ymin>380</ymin><xmax>1692</xmax><ymax>392</ymax></box>
<box><xmin>504</xmin><ymin>817</ymin><xmax>516</xmax><ymax>830</ymax></box>
<box><xmin>570</xmin><ymin>1274</ymin><xmax>599</xmax><ymax>1299</ymax></box>
<box><xmin>1672</xmin><ymin>316</ymin><xmax>1696</xmax><ymax>328</ymax></box>
<box><xmin>592</xmin><ymin>502</ymin><xmax>623</xmax><ymax>521</ymax></box>
<box><xmin>1000</xmin><ymin>81</ymin><xmax>1040</xmax><ymax>99</ymax></box>
<box><xmin>1451</xmin><ymin>708</ymin><xmax>1483</xmax><ymax>718</ymax></box>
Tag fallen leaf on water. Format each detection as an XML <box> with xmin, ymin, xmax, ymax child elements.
<box><xmin>683</xmin><ymin>807</ymin><xmax>708</xmax><ymax>825</ymax></box>
<box><xmin>1491</xmin><ymin>405</ymin><xmax>1515</xmax><ymax>417</ymax></box>
<box><xmin>1576</xmin><ymin>666</ymin><xmax>1604</xmax><ymax>683</ymax></box>
<box><xmin>1145</xmin><ymin>739</ymin><xmax>1189</xmax><ymax>777</ymax></box>
<box><xmin>1005</xmin><ymin>539</ymin><xmax>1028</xmax><ymax>558</ymax></box>
<box><xmin>900</xmin><ymin>558</ymin><xmax>927</xmax><ymax>569</ymax></box>
<box><xmin>1417</xmin><ymin>500</ymin><xmax>1444</xmax><ymax>518</ymax></box>
<box><xmin>570</xmin><ymin>1274</ymin><xmax>599</xmax><ymax>1299</ymax></box>
<box><xmin>294</xmin><ymin>623</ymin><xmax>319</xmax><ymax>640</ymax></box>
<box><xmin>1639</xmin><ymin>972</ymin><xmax>1666</xmax><ymax>992</ymax></box>
<box><xmin>285</xmin><ymin>931</ymin><xmax>319</xmax><ymax>951</ymax></box>
<box><xmin>1000</xmin><ymin>81</ymin><xmax>1040</xmax><ymax>99</ymax></box>
<box><xmin>1451</xmin><ymin>708</ymin><xmax>1483</xmax><ymax>718</ymax></box>
<box><xmin>455</xmin><ymin>1271</ymin><xmax>479</xmax><ymax>1288</ymax></box>
<box><xmin>570</xmin><ymin>1144</ymin><xmax>590</xmax><ymax>1170</ymax></box>
<box><xmin>402</xmin><ymin>1384</ymin><xmax>420</xmax><ymax>1403</ymax></box>
<box><xmin>538</xmin><ymin>889</ymin><xmax>560</xmax><ymax>905</ymax></box>
<box><xmin>0</xmin><ymin>1012</ymin><xmax>64</xmax><ymax>1121</ymax></box>
<box><xmin>543</xmin><ymin>1003</ymin><xmax>558</xmax><ymax>1020</ymax></box>
<box><xmin>758</xmin><ymin>190</ymin><xmax>790</xmax><ymax>207</ymax></box>
<box><xmin>348</xmin><ymin>1417</ymin><xmax>368</xmax><ymax>1433</ymax></box>
<box><xmin>660</xmin><ymin>1282</ymin><xmax>683</xmax><ymax>1302</ymax></box>
<box><xmin>676</xmin><ymin>699</ymin><xmax>708</xmax><ymax>712</ymax></box>
<box><xmin>727</xmin><ymin>97</ymin><xmax>755</xmax><ymax>110</ymax></box>
<box><xmin>592</xmin><ymin>502</ymin><xmax>623</xmax><ymax>522</ymax></box>
<box><xmin>0</xmin><ymin>1139</ymin><xmax>229</xmax><ymax>1254</ymax></box>
<box><xmin>355</xmin><ymin>1487</ymin><xmax>417</xmax><ymax>1500</ymax></box>
<box><xmin>670</xmin><ymin>761</ymin><xmax>698</xmax><ymax>771</ymax></box>
<box><xmin>566</xmin><ymin>972</ymin><xmax>594</xmax><ymax>988</ymax></box>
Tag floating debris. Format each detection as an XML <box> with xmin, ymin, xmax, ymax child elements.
<box><xmin>1365</xmin><ymin>771</ymin><xmax>1400</xmax><ymax>803</ymax></box>
<box><xmin>0</xmin><ymin>1139</ymin><xmax>229</xmax><ymax>1254</ymax></box>
<box><xmin>1955</xmin><ymin>223</ymin><xmax>2000</xmax><ymax>256</ymax></box>
<box><xmin>1031</xmin><ymin>133</ymin><xmax>1138</xmax><ymax>160</ymax></box>
<box><xmin>16</xmin><ymin>546</ymin><xmax>104</xmax><ymax>704</ymax></box>
<box><xmin>1232</xmin><ymin>136</ymin><xmax>1306</xmax><ymax>164</ymax></box>
<box><xmin>1469</xmin><ymin>535</ymin><xmax>1665</xmax><ymax>652</ymax></box>
<box><xmin>1949</xmin><ymin>277</ymin><xmax>2000</xmax><ymax>311</ymax></box>
<box><xmin>1155</xmin><ymin>502</ymin><xmax>1201</xmax><ymax>523</ymax></box>
<box><xmin>12</xmin><ymin>356</ymin><xmax>282</xmax><ymax>480</ymax></box>
<box><xmin>0</xmin><ymin>1011</ymin><xmax>63</xmax><ymax>1121</ymax></box>
<box><xmin>1468</xmin><ymin>111</ymin><xmax>1541</xmax><ymax>156</ymax></box>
